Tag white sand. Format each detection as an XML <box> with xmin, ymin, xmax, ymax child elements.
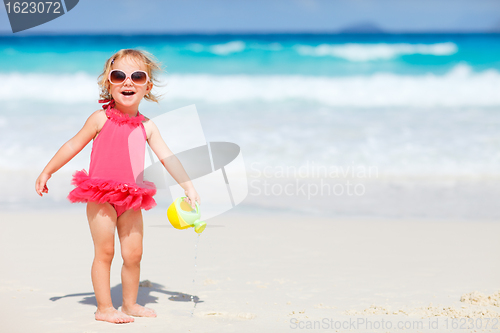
<box><xmin>1</xmin><ymin>208</ymin><xmax>499</xmax><ymax>332</ymax></box>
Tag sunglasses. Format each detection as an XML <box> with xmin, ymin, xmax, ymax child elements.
<box><xmin>108</xmin><ymin>69</ymin><xmax>150</xmax><ymax>85</ymax></box>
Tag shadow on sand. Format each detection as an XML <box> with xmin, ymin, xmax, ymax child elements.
<box><xmin>49</xmin><ymin>280</ymin><xmax>202</xmax><ymax>309</ymax></box>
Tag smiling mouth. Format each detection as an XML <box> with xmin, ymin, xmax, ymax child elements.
<box><xmin>122</xmin><ymin>91</ymin><xmax>136</xmax><ymax>96</ymax></box>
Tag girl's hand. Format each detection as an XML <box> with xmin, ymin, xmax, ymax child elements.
<box><xmin>184</xmin><ymin>187</ymin><xmax>200</xmax><ymax>209</ymax></box>
<box><xmin>35</xmin><ymin>172</ymin><xmax>51</xmax><ymax>197</ymax></box>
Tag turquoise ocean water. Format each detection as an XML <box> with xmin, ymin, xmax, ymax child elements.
<box><xmin>1</xmin><ymin>33</ymin><xmax>499</xmax><ymax>217</ymax></box>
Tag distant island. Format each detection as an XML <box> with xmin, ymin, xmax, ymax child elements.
<box><xmin>338</xmin><ymin>22</ymin><xmax>385</xmax><ymax>33</ymax></box>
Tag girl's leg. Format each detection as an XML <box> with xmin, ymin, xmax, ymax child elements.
<box><xmin>116</xmin><ymin>208</ymin><xmax>157</xmax><ymax>317</ymax></box>
<box><xmin>87</xmin><ymin>201</ymin><xmax>134</xmax><ymax>324</ymax></box>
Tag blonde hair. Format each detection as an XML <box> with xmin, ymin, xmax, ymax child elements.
<box><xmin>98</xmin><ymin>49</ymin><xmax>164</xmax><ymax>103</ymax></box>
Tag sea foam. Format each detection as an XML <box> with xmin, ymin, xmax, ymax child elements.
<box><xmin>187</xmin><ymin>41</ymin><xmax>247</xmax><ymax>55</ymax></box>
<box><xmin>1</xmin><ymin>64</ymin><xmax>498</xmax><ymax>107</ymax></box>
<box><xmin>294</xmin><ymin>42</ymin><xmax>458</xmax><ymax>61</ymax></box>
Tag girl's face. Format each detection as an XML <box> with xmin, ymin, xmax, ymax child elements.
<box><xmin>108</xmin><ymin>56</ymin><xmax>153</xmax><ymax>112</ymax></box>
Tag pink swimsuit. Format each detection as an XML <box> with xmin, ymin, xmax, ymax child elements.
<box><xmin>67</xmin><ymin>100</ymin><xmax>157</xmax><ymax>217</ymax></box>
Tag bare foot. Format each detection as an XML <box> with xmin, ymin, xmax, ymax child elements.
<box><xmin>95</xmin><ymin>307</ymin><xmax>135</xmax><ymax>324</ymax></box>
<box><xmin>121</xmin><ymin>304</ymin><xmax>157</xmax><ymax>317</ymax></box>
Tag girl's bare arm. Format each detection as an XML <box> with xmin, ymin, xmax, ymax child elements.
<box><xmin>35</xmin><ymin>111</ymin><xmax>101</xmax><ymax>196</ymax></box>
<box><xmin>146</xmin><ymin>120</ymin><xmax>200</xmax><ymax>206</ymax></box>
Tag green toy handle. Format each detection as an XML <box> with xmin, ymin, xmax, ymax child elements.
<box><xmin>181</xmin><ymin>196</ymin><xmax>199</xmax><ymax>211</ymax></box>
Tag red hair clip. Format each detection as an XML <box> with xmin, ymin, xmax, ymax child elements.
<box><xmin>98</xmin><ymin>99</ymin><xmax>115</xmax><ymax>110</ymax></box>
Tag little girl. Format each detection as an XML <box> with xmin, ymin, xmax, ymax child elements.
<box><xmin>35</xmin><ymin>49</ymin><xmax>200</xmax><ymax>324</ymax></box>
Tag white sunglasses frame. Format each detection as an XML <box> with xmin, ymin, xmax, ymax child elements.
<box><xmin>108</xmin><ymin>69</ymin><xmax>150</xmax><ymax>86</ymax></box>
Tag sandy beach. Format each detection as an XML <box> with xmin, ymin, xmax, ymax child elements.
<box><xmin>1</xmin><ymin>207</ymin><xmax>499</xmax><ymax>333</ymax></box>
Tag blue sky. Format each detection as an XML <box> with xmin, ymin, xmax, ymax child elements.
<box><xmin>1</xmin><ymin>0</ymin><xmax>500</xmax><ymax>35</ymax></box>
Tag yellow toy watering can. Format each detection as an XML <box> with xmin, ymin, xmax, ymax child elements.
<box><xmin>167</xmin><ymin>197</ymin><xmax>206</xmax><ymax>233</ymax></box>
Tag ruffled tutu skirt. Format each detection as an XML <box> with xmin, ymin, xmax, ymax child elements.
<box><xmin>67</xmin><ymin>169</ymin><xmax>157</xmax><ymax>211</ymax></box>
